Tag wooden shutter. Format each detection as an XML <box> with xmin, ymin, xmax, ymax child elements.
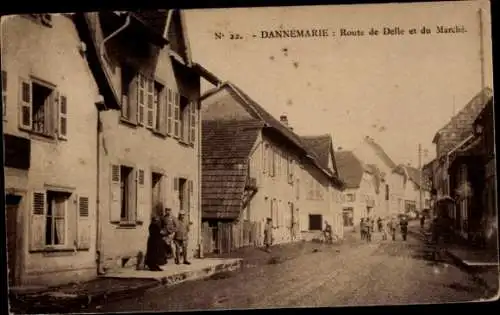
<box><xmin>158</xmin><ymin>88</ymin><xmax>168</xmax><ymax>135</ymax></box>
<box><xmin>19</xmin><ymin>77</ymin><xmax>32</xmax><ymax>130</ymax></box>
<box><xmin>129</xmin><ymin>75</ymin><xmax>138</xmax><ymax>124</ymax></box>
<box><xmin>146</xmin><ymin>79</ymin><xmax>154</xmax><ymax>129</ymax></box>
<box><xmin>30</xmin><ymin>191</ymin><xmax>46</xmax><ymax>251</ymax></box>
<box><xmin>58</xmin><ymin>94</ymin><xmax>68</xmax><ymax>139</ymax></box>
<box><xmin>121</xmin><ymin>95</ymin><xmax>129</xmax><ymax>118</ymax></box>
<box><xmin>262</xmin><ymin>144</ymin><xmax>267</xmax><ymax>175</ymax></box>
<box><xmin>189</xmin><ymin>101</ymin><xmax>196</xmax><ymax>144</ymax></box>
<box><xmin>77</xmin><ymin>195</ymin><xmax>91</xmax><ymax>250</ymax></box>
<box><xmin>166</xmin><ymin>88</ymin><xmax>173</xmax><ymax>135</ymax></box>
<box><xmin>161</xmin><ymin>174</ymin><xmax>168</xmax><ymax>211</ymax></box>
<box><xmin>137</xmin><ymin>74</ymin><xmax>146</xmax><ymax>126</ymax></box>
<box><xmin>2</xmin><ymin>70</ymin><xmax>7</xmax><ymax>118</ymax></box>
<box><xmin>173</xmin><ymin>91</ymin><xmax>180</xmax><ymax>138</ymax></box>
<box><xmin>110</xmin><ymin>164</ymin><xmax>121</xmax><ymax>223</ymax></box>
<box><xmin>136</xmin><ymin>168</ymin><xmax>146</xmax><ymax>223</ymax></box>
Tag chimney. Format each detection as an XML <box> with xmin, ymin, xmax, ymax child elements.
<box><xmin>280</xmin><ymin>115</ymin><xmax>288</xmax><ymax>126</ymax></box>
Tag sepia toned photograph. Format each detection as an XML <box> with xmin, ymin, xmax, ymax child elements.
<box><xmin>1</xmin><ymin>0</ymin><xmax>498</xmax><ymax>313</ymax></box>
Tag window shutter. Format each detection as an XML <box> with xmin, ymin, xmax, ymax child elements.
<box><xmin>173</xmin><ymin>177</ymin><xmax>179</xmax><ymax>191</ymax></box>
<box><xmin>129</xmin><ymin>75</ymin><xmax>138</xmax><ymax>124</ymax></box>
<box><xmin>121</xmin><ymin>95</ymin><xmax>129</xmax><ymax>118</ymax></box>
<box><xmin>137</xmin><ymin>74</ymin><xmax>146</xmax><ymax>126</ymax></box>
<box><xmin>189</xmin><ymin>101</ymin><xmax>196</xmax><ymax>144</ymax></box>
<box><xmin>19</xmin><ymin>77</ymin><xmax>32</xmax><ymax>130</ymax></box>
<box><xmin>173</xmin><ymin>91</ymin><xmax>180</xmax><ymax>138</ymax></box>
<box><xmin>77</xmin><ymin>195</ymin><xmax>91</xmax><ymax>250</ymax></box>
<box><xmin>136</xmin><ymin>168</ymin><xmax>146</xmax><ymax>223</ymax></box>
<box><xmin>262</xmin><ymin>144</ymin><xmax>267</xmax><ymax>174</ymax></box>
<box><xmin>158</xmin><ymin>88</ymin><xmax>167</xmax><ymax>135</ymax></box>
<box><xmin>2</xmin><ymin>70</ymin><xmax>7</xmax><ymax>118</ymax></box>
<box><xmin>146</xmin><ymin>79</ymin><xmax>154</xmax><ymax>129</ymax></box>
<box><xmin>30</xmin><ymin>191</ymin><xmax>46</xmax><ymax>251</ymax></box>
<box><xmin>110</xmin><ymin>164</ymin><xmax>121</xmax><ymax>222</ymax></box>
<box><xmin>166</xmin><ymin>88</ymin><xmax>173</xmax><ymax>135</ymax></box>
<box><xmin>57</xmin><ymin>94</ymin><xmax>68</xmax><ymax>139</ymax></box>
<box><xmin>161</xmin><ymin>174</ymin><xmax>168</xmax><ymax>211</ymax></box>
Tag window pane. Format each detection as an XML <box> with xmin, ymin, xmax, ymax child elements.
<box><xmin>54</xmin><ymin>199</ymin><xmax>65</xmax><ymax>217</ymax></box>
<box><xmin>54</xmin><ymin>218</ymin><xmax>65</xmax><ymax>244</ymax></box>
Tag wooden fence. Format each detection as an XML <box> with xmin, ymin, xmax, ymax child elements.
<box><xmin>202</xmin><ymin>221</ymin><xmax>262</xmax><ymax>255</ymax></box>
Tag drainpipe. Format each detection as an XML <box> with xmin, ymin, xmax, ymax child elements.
<box><xmin>197</xmin><ymin>99</ymin><xmax>203</xmax><ymax>258</ymax></box>
<box><xmin>95</xmin><ymin>96</ymin><xmax>108</xmax><ymax>275</ymax></box>
<box><xmin>100</xmin><ymin>13</ymin><xmax>132</xmax><ymax>61</ymax></box>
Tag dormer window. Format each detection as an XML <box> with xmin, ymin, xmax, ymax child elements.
<box><xmin>40</xmin><ymin>14</ymin><xmax>52</xmax><ymax>27</ymax></box>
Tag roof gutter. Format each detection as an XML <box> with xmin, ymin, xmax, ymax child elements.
<box><xmin>100</xmin><ymin>13</ymin><xmax>132</xmax><ymax>63</ymax></box>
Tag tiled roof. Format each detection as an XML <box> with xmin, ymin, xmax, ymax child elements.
<box><xmin>335</xmin><ymin>151</ymin><xmax>364</xmax><ymax>189</ymax></box>
<box><xmin>301</xmin><ymin>134</ymin><xmax>335</xmax><ymax>173</ymax></box>
<box><xmin>202</xmin><ymin>119</ymin><xmax>264</xmax><ymax>220</ymax></box>
<box><xmin>396</xmin><ymin>165</ymin><xmax>432</xmax><ymax>190</ymax></box>
<box><xmin>203</xmin><ymin>82</ymin><xmax>337</xmax><ymax>180</ymax></box>
<box><xmin>432</xmin><ymin>87</ymin><xmax>493</xmax><ymax>157</ymax></box>
<box><xmin>363</xmin><ymin>136</ymin><xmax>397</xmax><ymax>169</ymax></box>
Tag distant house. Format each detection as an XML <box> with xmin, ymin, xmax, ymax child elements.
<box><xmin>201</xmin><ymin>81</ymin><xmax>344</xmax><ymax>250</ymax></box>
<box><xmin>301</xmin><ymin>134</ymin><xmax>345</xmax><ymax>239</ymax></box>
<box><xmin>335</xmin><ymin>151</ymin><xmax>379</xmax><ymax>229</ymax></box>
<box><xmin>3</xmin><ymin>14</ymin><xmax>102</xmax><ymax>286</ymax></box>
<box><xmin>352</xmin><ymin>136</ymin><xmax>406</xmax><ymax>216</ymax></box>
<box><xmin>393</xmin><ymin>164</ymin><xmax>431</xmax><ymax>214</ymax></box>
<box><xmin>431</xmin><ymin>87</ymin><xmax>493</xmax><ymax>224</ymax></box>
<box><xmin>74</xmin><ymin>10</ymin><xmax>211</xmax><ymax>272</ymax></box>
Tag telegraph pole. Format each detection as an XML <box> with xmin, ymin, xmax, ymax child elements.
<box><xmin>418</xmin><ymin>143</ymin><xmax>423</xmax><ymax>213</ymax></box>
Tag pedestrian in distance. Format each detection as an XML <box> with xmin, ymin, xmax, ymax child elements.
<box><xmin>420</xmin><ymin>214</ymin><xmax>426</xmax><ymax>229</ymax></box>
<box><xmin>264</xmin><ymin>218</ymin><xmax>273</xmax><ymax>253</ymax></box>
<box><xmin>400</xmin><ymin>215</ymin><xmax>409</xmax><ymax>241</ymax></box>
<box><xmin>388</xmin><ymin>218</ymin><xmax>397</xmax><ymax>241</ymax></box>
<box><xmin>381</xmin><ymin>218</ymin><xmax>388</xmax><ymax>241</ymax></box>
<box><xmin>363</xmin><ymin>218</ymin><xmax>372</xmax><ymax>242</ymax></box>
<box><xmin>360</xmin><ymin>218</ymin><xmax>366</xmax><ymax>240</ymax></box>
<box><xmin>173</xmin><ymin>210</ymin><xmax>192</xmax><ymax>265</ymax></box>
<box><xmin>377</xmin><ymin>217</ymin><xmax>383</xmax><ymax>232</ymax></box>
<box><xmin>324</xmin><ymin>221</ymin><xmax>333</xmax><ymax>244</ymax></box>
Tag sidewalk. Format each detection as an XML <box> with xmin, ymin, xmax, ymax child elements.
<box><xmin>407</xmin><ymin>224</ymin><xmax>499</xmax><ymax>295</ymax></box>
<box><xmin>9</xmin><ymin>258</ymin><xmax>241</xmax><ymax>314</ymax></box>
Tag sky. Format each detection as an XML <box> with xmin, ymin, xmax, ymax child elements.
<box><xmin>184</xmin><ymin>1</ymin><xmax>493</xmax><ymax>167</ymax></box>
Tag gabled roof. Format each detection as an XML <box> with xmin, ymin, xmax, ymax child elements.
<box><xmin>394</xmin><ymin>164</ymin><xmax>432</xmax><ymax>190</ymax></box>
<box><xmin>202</xmin><ymin>119</ymin><xmax>264</xmax><ymax>220</ymax></box>
<box><xmin>201</xmin><ymin>81</ymin><xmax>338</xmax><ymax>182</ymax></box>
<box><xmin>432</xmin><ymin>87</ymin><xmax>493</xmax><ymax>157</ymax></box>
<box><xmin>335</xmin><ymin>151</ymin><xmax>365</xmax><ymax>189</ymax></box>
<box><xmin>301</xmin><ymin>134</ymin><xmax>338</xmax><ymax>174</ymax></box>
<box><xmin>363</xmin><ymin>136</ymin><xmax>397</xmax><ymax>169</ymax></box>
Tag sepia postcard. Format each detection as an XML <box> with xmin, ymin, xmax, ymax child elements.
<box><xmin>1</xmin><ymin>0</ymin><xmax>498</xmax><ymax>313</ymax></box>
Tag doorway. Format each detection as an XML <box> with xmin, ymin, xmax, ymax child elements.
<box><xmin>6</xmin><ymin>194</ymin><xmax>22</xmax><ymax>287</ymax></box>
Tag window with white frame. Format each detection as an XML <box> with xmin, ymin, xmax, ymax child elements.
<box><xmin>18</xmin><ymin>77</ymin><xmax>67</xmax><ymax>139</ymax></box>
<box><xmin>45</xmin><ymin>191</ymin><xmax>69</xmax><ymax>246</ymax></box>
<box><xmin>30</xmin><ymin>190</ymin><xmax>91</xmax><ymax>251</ymax></box>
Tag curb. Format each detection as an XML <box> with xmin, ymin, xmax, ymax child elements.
<box><xmin>10</xmin><ymin>260</ymin><xmax>243</xmax><ymax>313</ymax></box>
<box><xmin>444</xmin><ymin>249</ymin><xmax>499</xmax><ymax>296</ymax></box>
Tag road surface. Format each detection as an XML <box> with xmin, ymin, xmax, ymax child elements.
<box><xmin>87</xmin><ymin>226</ymin><xmax>493</xmax><ymax>312</ymax></box>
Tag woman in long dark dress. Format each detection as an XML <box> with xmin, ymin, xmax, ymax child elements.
<box><xmin>145</xmin><ymin>216</ymin><xmax>166</xmax><ymax>271</ymax></box>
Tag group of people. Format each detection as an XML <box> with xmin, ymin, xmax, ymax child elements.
<box><xmin>360</xmin><ymin>215</ymin><xmax>409</xmax><ymax>242</ymax></box>
<box><xmin>145</xmin><ymin>206</ymin><xmax>193</xmax><ymax>271</ymax></box>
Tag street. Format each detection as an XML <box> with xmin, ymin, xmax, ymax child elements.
<box><xmin>85</xmin><ymin>224</ymin><xmax>492</xmax><ymax>312</ymax></box>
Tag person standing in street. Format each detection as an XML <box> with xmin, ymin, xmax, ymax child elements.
<box><xmin>264</xmin><ymin>218</ymin><xmax>273</xmax><ymax>253</ymax></box>
<box><xmin>360</xmin><ymin>218</ymin><xmax>366</xmax><ymax>240</ymax></box>
<box><xmin>324</xmin><ymin>221</ymin><xmax>333</xmax><ymax>244</ymax></box>
<box><xmin>173</xmin><ymin>210</ymin><xmax>192</xmax><ymax>265</ymax></box>
<box><xmin>381</xmin><ymin>217</ymin><xmax>388</xmax><ymax>240</ymax></box>
<box><xmin>161</xmin><ymin>207</ymin><xmax>177</xmax><ymax>263</ymax></box>
<box><xmin>400</xmin><ymin>215</ymin><xmax>409</xmax><ymax>241</ymax></box>
<box><xmin>145</xmin><ymin>215</ymin><xmax>166</xmax><ymax>271</ymax></box>
<box><xmin>420</xmin><ymin>214</ymin><xmax>426</xmax><ymax>229</ymax></box>
<box><xmin>363</xmin><ymin>218</ymin><xmax>372</xmax><ymax>242</ymax></box>
<box><xmin>377</xmin><ymin>217</ymin><xmax>383</xmax><ymax>232</ymax></box>
<box><xmin>388</xmin><ymin>217</ymin><xmax>397</xmax><ymax>241</ymax></box>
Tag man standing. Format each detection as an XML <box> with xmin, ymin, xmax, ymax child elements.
<box><xmin>324</xmin><ymin>221</ymin><xmax>333</xmax><ymax>244</ymax></box>
<box><xmin>264</xmin><ymin>218</ymin><xmax>273</xmax><ymax>253</ymax></box>
<box><xmin>173</xmin><ymin>210</ymin><xmax>192</xmax><ymax>265</ymax></box>
<box><xmin>161</xmin><ymin>208</ymin><xmax>177</xmax><ymax>262</ymax></box>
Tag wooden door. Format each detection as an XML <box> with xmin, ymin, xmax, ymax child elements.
<box><xmin>6</xmin><ymin>203</ymin><xmax>19</xmax><ymax>286</ymax></box>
